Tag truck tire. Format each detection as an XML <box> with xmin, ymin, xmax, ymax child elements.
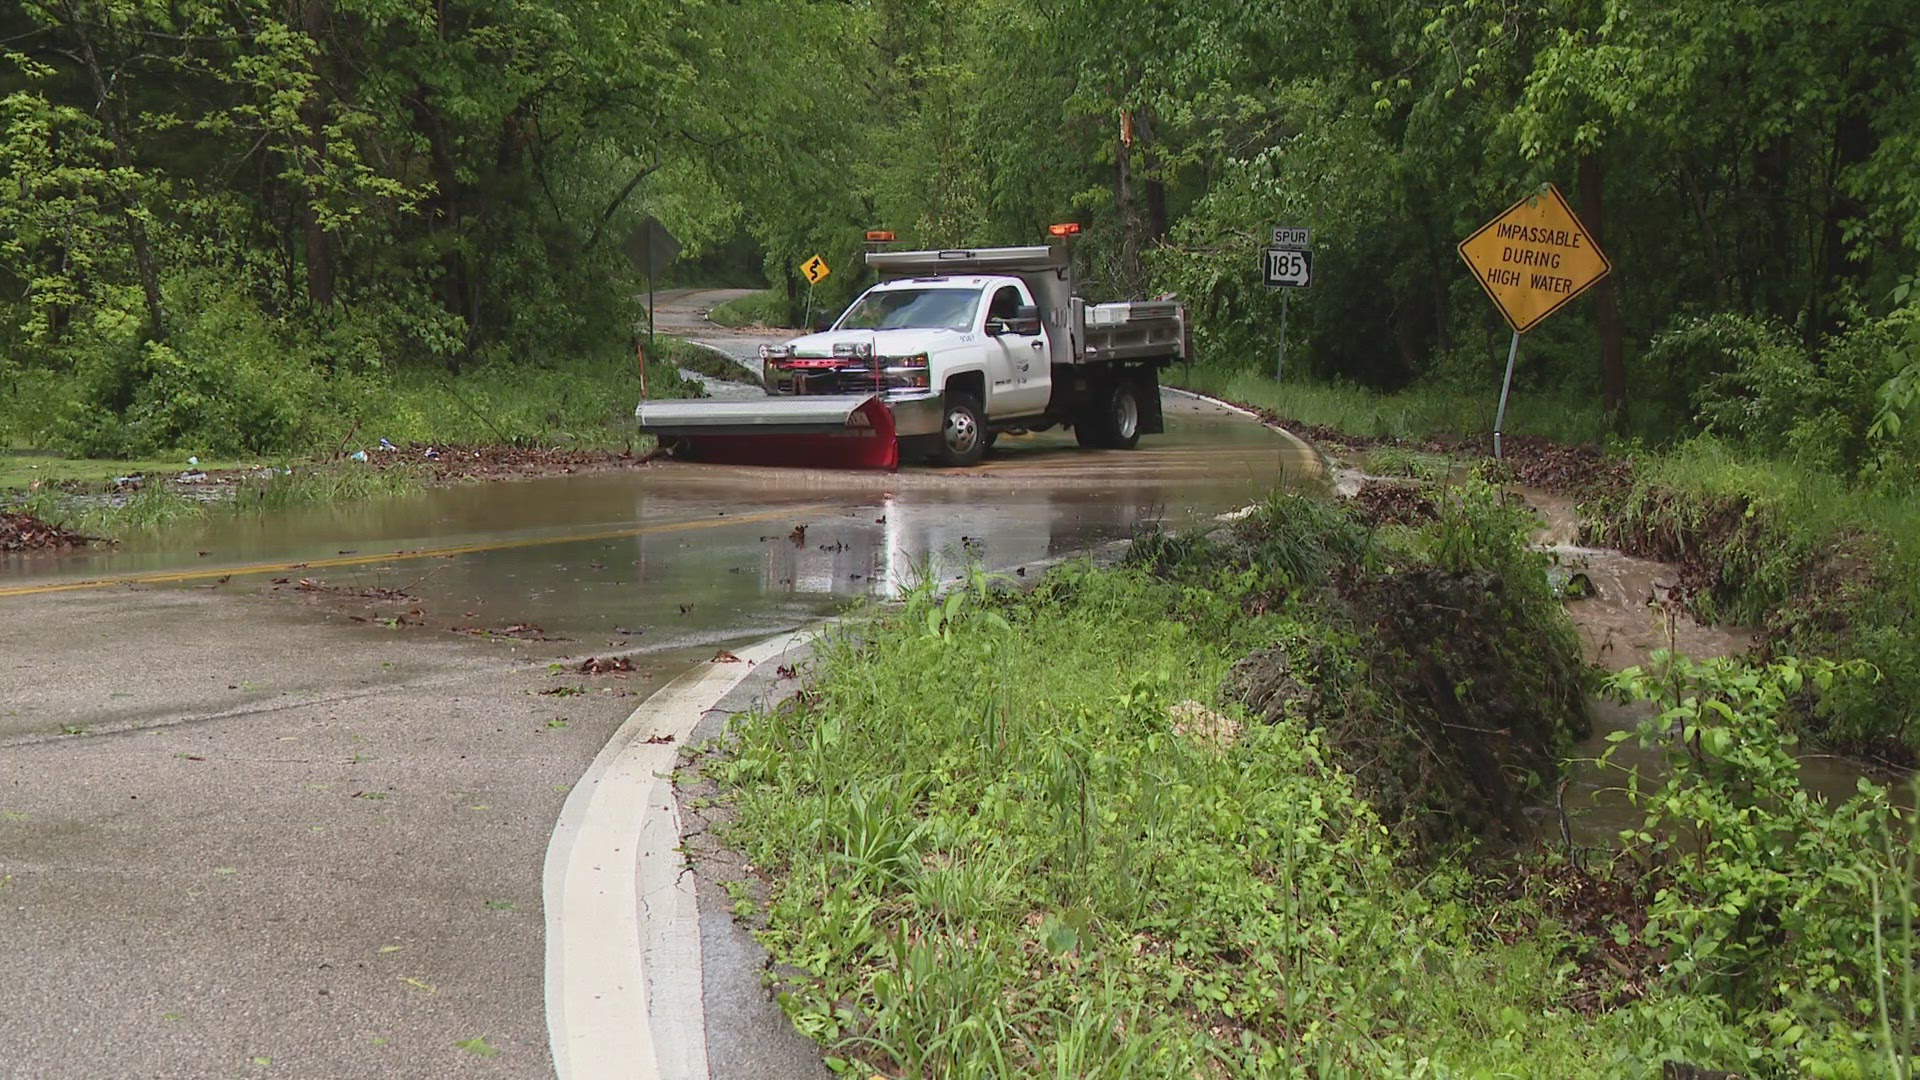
<box><xmin>1075</xmin><ymin>378</ymin><xmax>1143</xmax><ymax>450</ymax></box>
<box><xmin>931</xmin><ymin>394</ymin><xmax>987</xmax><ymax>467</ymax></box>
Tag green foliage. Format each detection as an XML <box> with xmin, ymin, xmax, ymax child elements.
<box><xmin>1585</xmin><ymin>438</ymin><xmax>1920</xmax><ymax>754</ymax></box>
<box><xmin>717</xmin><ymin>562</ymin><xmax>1759</xmax><ymax>1075</ymax></box>
<box><xmin>1170</xmin><ymin>367</ymin><xmax>1632</xmax><ymax>446</ymax></box>
<box><xmin>1674</xmin><ymin>311</ymin><xmax>1920</xmax><ymax>480</ymax></box>
<box><xmin>2</xmin><ymin>0</ymin><xmax>1914</xmax><ymax>463</ymax></box>
<box><xmin>1604</xmin><ymin>653</ymin><xmax>1911</xmax><ymax>1073</ymax></box>
<box><xmin>703</xmin><ymin>291</ymin><xmax>791</xmax><ymax>330</ymax></box>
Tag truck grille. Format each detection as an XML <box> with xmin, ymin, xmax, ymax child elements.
<box><xmin>772</xmin><ymin>364</ymin><xmax>908</xmax><ymax>395</ymax></box>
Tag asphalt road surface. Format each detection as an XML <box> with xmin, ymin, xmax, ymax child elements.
<box><xmin>0</xmin><ymin>393</ymin><xmax>1314</xmax><ymax>1077</ymax></box>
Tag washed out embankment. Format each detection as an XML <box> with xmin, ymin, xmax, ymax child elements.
<box><xmin>1173</xmin><ymin>383</ymin><xmax>1914</xmax><ymax>765</ymax></box>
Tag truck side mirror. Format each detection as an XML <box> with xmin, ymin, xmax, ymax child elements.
<box><xmin>1010</xmin><ymin>304</ymin><xmax>1041</xmax><ymax>336</ymax></box>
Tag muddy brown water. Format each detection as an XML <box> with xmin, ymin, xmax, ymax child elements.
<box><xmin>1522</xmin><ymin>490</ymin><xmax>1895</xmax><ymax>846</ymax></box>
<box><xmin>0</xmin><ymin>396</ymin><xmax>1314</xmax><ymax>663</ymax></box>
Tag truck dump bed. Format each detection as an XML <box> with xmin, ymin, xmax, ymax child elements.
<box><xmin>865</xmin><ymin>246</ymin><xmax>1186</xmax><ymax>366</ymax></box>
<box><xmin>1079</xmin><ymin>299</ymin><xmax>1186</xmax><ymax>364</ymax></box>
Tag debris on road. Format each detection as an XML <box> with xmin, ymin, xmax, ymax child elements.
<box><xmin>576</xmin><ymin>656</ymin><xmax>635</xmax><ymax>674</ymax></box>
<box><xmin>452</xmin><ymin>622</ymin><xmax>565</xmax><ymax>641</ymax></box>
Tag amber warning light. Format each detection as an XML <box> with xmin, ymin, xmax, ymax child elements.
<box><xmin>865</xmin><ymin>230</ymin><xmax>896</xmax><ymax>242</ymax></box>
<box><xmin>1048</xmin><ymin>223</ymin><xmax>1082</xmax><ymax>236</ymax></box>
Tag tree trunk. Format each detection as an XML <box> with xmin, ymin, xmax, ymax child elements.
<box><xmin>1137</xmin><ymin>109</ymin><xmax>1169</xmax><ymax>242</ymax></box>
<box><xmin>1809</xmin><ymin>71</ymin><xmax>1883</xmax><ymax>343</ymax></box>
<box><xmin>1113</xmin><ymin>108</ymin><xmax>1144</xmax><ymax>293</ymax></box>
<box><xmin>293</xmin><ymin>0</ymin><xmax>336</xmax><ymax>308</ymax></box>
<box><xmin>408</xmin><ymin>87</ymin><xmax>474</xmax><ymax>369</ymax></box>
<box><xmin>1579</xmin><ymin>153</ymin><xmax>1627</xmax><ymax>427</ymax></box>
<box><xmin>70</xmin><ymin>8</ymin><xmax>166</xmax><ymax>339</ymax></box>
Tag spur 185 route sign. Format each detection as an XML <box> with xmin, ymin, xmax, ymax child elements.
<box><xmin>1457</xmin><ymin>184</ymin><xmax>1610</xmax><ymax>333</ymax></box>
<box><xmin>1263</xmin><ymin>247</ymin><xmax>1312</xmax><ymax>288</ymax></box>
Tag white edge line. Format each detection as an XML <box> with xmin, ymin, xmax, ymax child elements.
<box><xmin>544</xmin><ymin>627</ymin><xmax>815</xmax><ymax>1080</ymax></box>
<box><xmin>1163</xmin><ymin>384</ymin><xmax>1265</xmax><ymax>420</ymax></box>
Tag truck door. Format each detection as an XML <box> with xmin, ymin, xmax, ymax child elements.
<box><xmin>983</xmin><ymin>283</ymin><xmax>1052</xmax><ymax>417</ymax></box>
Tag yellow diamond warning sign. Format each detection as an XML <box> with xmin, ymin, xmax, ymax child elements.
<box><xmin>801</xmin><ymin>254</ymin><xmax>831</xmax><ymax>285</ymax></box>
<box><xmin>1457</xmin><ymin>184</ymin><xmax>1611</xmax><ymax>334</ymax></box>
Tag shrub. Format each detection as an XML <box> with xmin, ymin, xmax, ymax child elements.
<box><xmin>1678</xmin><ymin>310</ymin><xmax>1915</xmax><ymax>479</ymax></box>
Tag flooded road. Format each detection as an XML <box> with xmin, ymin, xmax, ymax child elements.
<box><xmin>2</xmin><ymin>394</ymin><xmax>1314</xmax><ymax>661</ymax></box>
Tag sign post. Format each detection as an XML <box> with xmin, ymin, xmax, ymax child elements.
<box><xmin>1263</xmin><ymin>228</ymin><xmax>1311</xmax><ymax>380</ymax></box>
<box><xmin>1456</xmin><ymin>184</ymin><xmax>1611</xmax><ymax>458</ymax></box>
<box><xmin>621</xmin><ymin>217</ymin><xmax>681</xmax><ymax>352</ymax></box>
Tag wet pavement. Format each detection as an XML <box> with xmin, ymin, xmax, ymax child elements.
<box><xmin>0</xmin><ymin>392</ymin><xmax>1312</xmax><ymax>1078</ymax></box>
<box><xmin>1</xmin><ymin>398</ymin><xmax>1309</xmax><ymax>684</ymax></box>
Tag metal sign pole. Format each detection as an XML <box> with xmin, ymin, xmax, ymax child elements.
<box><xmin>1275</xmin><ymin>289</ymin><xmax>1290</xmax><ymax>381</ymax></box>
<box><xmin>803</xmin><ymin>279</ymin><xmax>815</xmax><ymax>330</ymax></box>
<box><xmin>1493</xmin><ymin>330</ymin><xmax>1520</xmax><ymax>459</ymax></box>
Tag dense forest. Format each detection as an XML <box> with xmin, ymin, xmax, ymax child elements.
<box><xmin>0</xmin><ymin>0</ymin><xmax>1916</xmax><ymax>469</ymax></box>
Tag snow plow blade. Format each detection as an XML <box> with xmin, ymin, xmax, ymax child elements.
<box><xmin>636</xmin><ymin>394</ymin><xmax>900</xmax><ymax>471</ymax></box>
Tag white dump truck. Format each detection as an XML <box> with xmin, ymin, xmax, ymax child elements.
<box><xmin>635</xmin><ymin>232</ymin><xmax>1190</xmax><ymax>469</ymax></box>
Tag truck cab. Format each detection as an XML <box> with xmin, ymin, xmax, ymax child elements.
<box><xmin>763</xmin><ymin>273</ymin><xmax>1052</xmax><ymax>436</ymax></box>
<box><xmin>758</xmin><ymin>243</ymin><xmax>1185</xmax><ymax>466</ymax></box>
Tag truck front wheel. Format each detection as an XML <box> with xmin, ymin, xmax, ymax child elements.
<box><xmin>931</xmin><ymin>393</ymin><xmax>987</xmax><ymax>467</ymax></box>
<box><xmin>1075</xmin><ymin>379</ymin><xmax>1143</xmax><ymax>450</ymax></box>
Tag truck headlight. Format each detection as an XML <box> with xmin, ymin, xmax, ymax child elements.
<box><xmin>833</xmin><ymin>342</ymin><xmax>875</xmax><ymax>360</ymax></box>
<box><xmin>759</xmin><ymin>344</ymin><xmax>793</xmax><ymax>361</ymax></box>
<box><xmin>883</xmin><ymin>353</ymin><xmax>930</xmax><ymax>388</ymax></box>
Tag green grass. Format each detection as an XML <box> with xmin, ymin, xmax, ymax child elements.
<box><xmin>713</xmin><ymin>563</ymin><xmax>1763</xmax><ymax>1077</ymax></box>
<box><xmin>705</xmin><ymin>290</ymin><xmax>791</xmax><ymax>329</ymax></box>
<box><xmin>1174</xmin><ymin>365</ymin><xmax>1920</xmax><ymax>756</ymax></box>
<box><xmin>0</xmin><ymin>345</ymin><xmax>704</xmax><ymax>536</ymax></box>
<box><xmin>0</xmin><ymin>452</ymin><xmax>249</xmax><ymax>492</ymax></box>
<box><xmin>652</xmin><ymin>337</ymin><xmax>763</xmax><ymax>387</ymax></box>
<box><xmin>7</xmin><ymin>459</ymin><xmax>431</xmax><ymax>538</ymax></box>
<box><xmin>318</xmin><ymin>348</ymin><xmax>697</xmax><ymax>451</ymax></box>
<box><xmin>228</xmin><ymin>461</ymin><xmax>427</xmax><ymax>516</ymax></box>
<box><xmin>1361</xmin><ymin>445</ymin><xmax>1455</xmax><ymax>481</ymax></box>
<box><xmin>1170</xmin><ymin>366</ymin><xmax>1636</xmax><ymax>445</ymax></box>
<box><xmin>0</xmin><ymin>346</ymin><xmax>701</xmax><ymax>468</ymax></box>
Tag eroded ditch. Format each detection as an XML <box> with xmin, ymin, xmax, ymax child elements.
<box><xmin>1522</xmin><ymin>490</ymin><xmax>1900</xmax><ymax>844</ymax></box>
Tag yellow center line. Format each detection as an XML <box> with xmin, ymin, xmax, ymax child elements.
<box><xmin>0</xmin><ymin>504</ymin><xmax>824</xmax><ymax>600</ymax></box>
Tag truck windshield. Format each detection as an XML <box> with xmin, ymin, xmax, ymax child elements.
<box><xmin>836</xmin><ymin>288</ymin><xmax>978</xmax><ymax>331</ymax></box>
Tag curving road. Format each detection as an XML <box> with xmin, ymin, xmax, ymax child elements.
<box><xmin>0</xmin><ymin>394</ymin><xmax>1315</xmax><ymax>1077</ymax></box>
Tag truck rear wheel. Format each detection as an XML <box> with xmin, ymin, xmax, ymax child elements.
<box><xmin>930</xmin><ymin>394</ymin><xmax>987</xmax><ymax>467</ymax></box>
<box><xmin>1075</xmin><ymin>379</ymin><xmax>1143</xmax><ymax>450</ymax></box>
